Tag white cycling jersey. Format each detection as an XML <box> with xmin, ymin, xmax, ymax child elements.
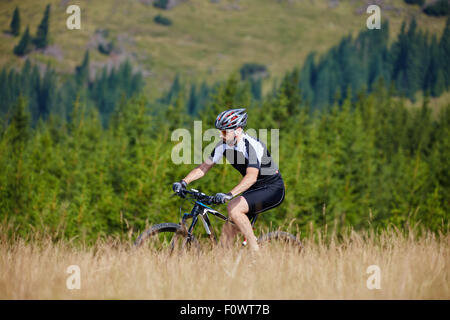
<box><xmin>209</xmin><ymin>133</ymin><xmax>279</xmax><ymax>182</ymax></box>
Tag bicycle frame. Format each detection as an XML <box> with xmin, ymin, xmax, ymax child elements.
<box><xmin>180</xmin><ymin>194</ymin><xmax>258</xmax><ymax>244</ymax></box>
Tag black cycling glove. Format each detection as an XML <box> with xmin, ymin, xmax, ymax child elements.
<box><xmin>172</xmin><ymin>180</ymin><xmax>187</xmax><ymax>193</ymax></box>
<box><xmin>213</xmin><ymin>192</ymin><xmax>233</xmax><ymax>204</ymax></box>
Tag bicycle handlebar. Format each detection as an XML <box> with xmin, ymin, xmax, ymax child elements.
<box><xmin>174</xmin><ymin>188</ymin><xmax>215</xmax><ymax>205</ymax></box>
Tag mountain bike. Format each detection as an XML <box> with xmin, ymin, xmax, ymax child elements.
<box><xmin>134</xmin><ymin>188</ymin><xmax>303</xmax><ymax>254</ymax></box>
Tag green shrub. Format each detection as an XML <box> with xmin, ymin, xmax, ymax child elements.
<box><xmin>98</xmin><ymin>41</ymin><xmax>116</xmax><ymax>55</ymax></box>
<box><xmin>154</xmin><ymin>14</ymin><xmax>172</xmax><ymax>26</ymax></box>
<box><xmin>404</xmin><ymin>0</ymin><xmax>425</xmax><ymax>6</ymax></box>
<box><xmin>239</xmin><ymin>63</ymin><xmax>268</xmax><ymax>80</ymax></box>
<box><xmin>153</xmin><ymin>0</ymin><xmax>169</xmax><ymax>9</ymax></box>
<box><xmin>423</xmin><ymin>0</ymin><xmax>449</xmax><ymax>16</ymax></box>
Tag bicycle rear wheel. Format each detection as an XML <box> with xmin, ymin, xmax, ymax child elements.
<box><xmin>257</xmin><ymin>231</ymin><xmax>303</xmax><ymax>252</ymax></box>
<box><xmin>134</xmin><ymin>223</ymin><xmax>200</xmax><ymax>254</ymax></box>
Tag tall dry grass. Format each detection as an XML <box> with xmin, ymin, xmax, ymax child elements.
<box><xmin>0</xmin><ymin>226</ymin><xmax>448</xmax><ymax>299</ymax></box>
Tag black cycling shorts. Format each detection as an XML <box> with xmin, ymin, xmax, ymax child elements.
<box><xmin>241</xmin><ymin>173</ymin><xmax>285</xmax><ymax>218</ymax></box>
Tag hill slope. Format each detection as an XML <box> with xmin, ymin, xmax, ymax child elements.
<box><xmin>0</xmin><ymin>0</ymin><xmax>448</xmax><ymax>97</ymax></box>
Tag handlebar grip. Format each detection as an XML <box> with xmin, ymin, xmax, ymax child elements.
<box><xmin>174</xmin><ymin>188</ymin><xmax>216</xmax><ymax>204</ymax></box>
<box><xmin>205</xmin><ymin>196</ymin><xmax>215</xmax><ymax>205</ymax></box>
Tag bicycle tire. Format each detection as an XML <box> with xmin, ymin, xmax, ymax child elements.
<box><xmin>257</xmin><ymin>231</ymin><xmax>303</xmax><ymax>252</ymax></box>
<box><xmin>134</xmin><ymin>222</ymin><xmax>200</xmax><ymax>253</ymax></box>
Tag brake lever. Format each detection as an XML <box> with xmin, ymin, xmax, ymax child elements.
<box><xmin>172</xmin><ymin>190</ymin><xmax>187</xmax><ymax>199</ymax></box>
<box><xmin>205</xmin><ymin>196</ymin><xmax>216</xmax><ymax>205</ymax></box>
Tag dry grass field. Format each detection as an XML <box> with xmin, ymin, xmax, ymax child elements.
<box><xmin>0</xmin><ymin>226</ymin><xmax>448</xmax><ymax>300</ymax></box>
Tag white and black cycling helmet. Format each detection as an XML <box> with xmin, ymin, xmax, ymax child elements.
<box><xmin>215</xmin><ymin>108</ymin><xmax>248</xmax><ymax>130</ymax></box>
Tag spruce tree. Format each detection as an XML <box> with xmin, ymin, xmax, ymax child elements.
<box><xmin>165</xmin><ymin>92</ymin><xmax>188</xmax><ymax>131</ymax></box>
<box><xmin>13</xmin><ymin>26</ymin><xmax>32</xmax><ymax>56</ymax></box>
<box><xmin>440</xmin><ymin>18</ymin><xmax>450</xmax><ymax>89</ymax></box>
<box><xmin>187</xmin><ymin>83</ymin><xmax>197</xmax><ymax>115</ymax></box>
<box><xmin>37</xmin><ymin>65</ymin><xmax>56</xmax><ymax>120</ymax></box>
<box><xmin>163</xmin><ymin>73</ymin><xmax>181</xmax><ymax>105</ymax></box>
<box><xmin>117</xmin><ymin>60</ymin><xmax>132</xmax><ymax>96</ymax></box>
<box><xmin>0</xmin><ymin>69</ymin><xmax>8</xmax><ymax>117</ymax></box>
<box><xmin>10</xmin><ymin>6</ymin><xmax>20</xmax><ymax>37</ymax></box>
<box><xmin>196</xmin><ymin>81</ymin><xmax>210</xmax><ymax>112</ymax></box>
<box><xmin>299</xmin><ymin>52</ymin><xmax>316</xmax><ymax>106</ymax></box>
<box><xmin>250</xmin><ymin>78</ymin><xmax>262</xmax><ymax>100</ymax></box>
<box><xmin>404</xmin><ymin>18</ymin><xmax>423</xmax><ymax>100</ymax></box>
<box><xmin>75</xmin><ymin>50</ymin><xmax>90</xmax><ymax>87</ymax></box>
<box><xmin>278</xmin><ymin>69</ymin><xmax>301</xmax><ymax>116</ymax></box>
<box><xmin>28</xmin><ymin>65</ymin><xmax>41</xmax><ymax>122</ymax></box>
<box><xmin>33</xmin><ymin>4</ymin><xmax>51</xmax><ymax>49</ymax></box>
<box><xmin>4</xmin><ymin>96</ymin><xmax>31</xmax><ymax>218</ymax></box>
<box><xmin>202</xmin><ymin>74</ymin><xmax>239</xmax><ymax>126</ymax></box>
<box><xmin>8</xmin><ymin>96</ymin><xmax>30</xmax><ymax>156</ymax></box>
<box><xmin>425</xmin><ymin>36</ymin><xmax>445</xmax><ymax>97</ymax></box>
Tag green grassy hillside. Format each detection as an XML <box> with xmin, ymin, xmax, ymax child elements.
<box><xmin>0</xmin><ymin>0</ymin><xmax>447</xmax><ymax>97</ymax></box>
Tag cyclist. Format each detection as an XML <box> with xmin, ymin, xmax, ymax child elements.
<box><xmin>172</xmin><ymin>108</ymin><xmax>285</xmax><ymax>252</ymax></box>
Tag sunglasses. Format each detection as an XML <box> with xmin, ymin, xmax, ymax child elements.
<box><xmin>220</xmin><ymin>129</ymin><xmax>235</xmax><ymax>135</ymax></box>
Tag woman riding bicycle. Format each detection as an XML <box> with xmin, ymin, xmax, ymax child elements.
<box><xmin>172</xmin><ymin>108</ymin><xmax>285</xmax><ymax>252</ymax></box>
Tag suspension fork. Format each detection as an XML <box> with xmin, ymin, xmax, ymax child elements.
<box><xmin>181</xmin><ymin>203</ymin><xmax>202</xmax><ymax>240</ymax></box>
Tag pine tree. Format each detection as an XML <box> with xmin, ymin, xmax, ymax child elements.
<box><xmin>314</xmin><ymin>60</ymin><xmax>334</xmax><ymax>109</ymax></box>
<box><xmin>8</xmin><ymin>96</ymin><xmax>30</xmax><ymax>156</ymax></box>
<box><xmin>162</xmin><ymin>73</ymin><xmax>181</xmax><ymax>105</ymax></box>
<box><xmin>129</xmin><ymin>71</ymin><xmax>143</xmax><ymax>98</ymax></box>
<box><xmin>202</xmin><ymin>74</ymin><xmax>239</xmax><ymax>126</ymax></box>
<box><xmin>0</xmin><ymin>69</ymin><xmax>8</xmax><ymax>118</ymax></box>
<box><xmin>37</xmin><ymin>65</ymin><xmax>56</xmax><ymax>120</ymax></box>
<box><xmin>425</xmin><ymin>35</ymin><xmax>445</xmax><ymax>97</ymax></box>
<box><xmin>299</xmin><ymin>52</ymin><xmax>316</xmax><ymax>106</ymax></box>
<box><xmin>440</xmin><ymin>18</ymin><xmax>450</xmax><ymax>89</ymax></box>
<box><xmin>404</xmin><ymin>18</ymin><xmax>424</xmax><ymax>100</ymax></box>
<box><xmin>33</xmin><ymin>4</ymin><xmax>51</xmax><ymax>49</ymax></box>
<box><xmin>13</xmin><ymin>26</ymin><xmax>32</xmax><ymax>56</ymax></box>
<box><xmin>250</xmin><ymin>78</ymin><xmax>262</xmax><ymax>100</ymax></box>
<box><xmin>29</xmin><ymin>65</ymin><xmax>41</xmax><ymax>123</ymax></box>
<box><xmin>222</xmin><ymin>74</ymin><xmax>238</xmax><ymax>107</ymax></box>
<box><xmin>278</xmin><ymin>68</ymin><xmax>302</xmax><ymax>116</ymax></box>
<box><xmin>3</xmin><ymin>96</ymin><xmax>31</xmax><ymax>219</ymax></box>
<box><xmin>117</xmin><ymin>60</ymin><xmax>132</xmax><ymax>96</ymax></box>
<box><xmin>19</xmin><ymin>60</ymin><xmax>39</xmax><ymax>123</ymax></box>
<box><xmin>391</xmin><ymin>18</ymin><xmax>425</xmax><ymax>100</ymax></box>
<box><xmin>10</xmin><ymin>6</ymin><xmax>20</xmax><ymax>37</ymax></box>
<box><xmin>165</xmin><ymin>92</ymin><xmax>187</xmax><ymax>131</ymax></box>
<box><xmin>75</xmin><ymin>50</ymin><xmax>90</xmax><ymax>87</ymax></box>
<box><xmin>196</xmin><ymin>81</ymin><xmax>210</xmax><ymax>113</ymax></box>
<box><xmin>187</xmin><ymin>83</ymin><xmax>197</xmax><ymax>115</ymax></box>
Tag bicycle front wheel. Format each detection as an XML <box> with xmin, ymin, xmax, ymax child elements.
<box><xmin>134</xmin><ymin>223</ymin><xmax>200</xmax><ymax>254</ymax></box>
